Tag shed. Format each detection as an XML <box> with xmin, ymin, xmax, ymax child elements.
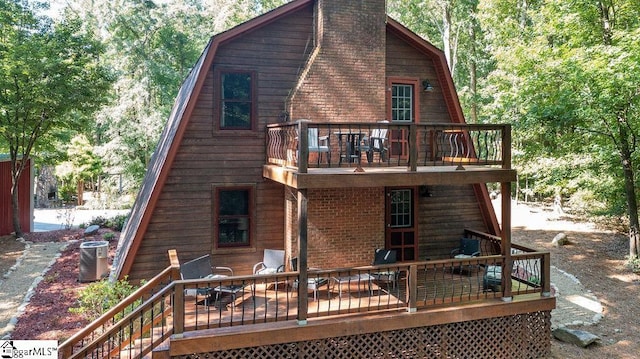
<box><xmin>0</xmin><ymin>155</ymin><xmax>33</xmax><ymax>235</ymax></box>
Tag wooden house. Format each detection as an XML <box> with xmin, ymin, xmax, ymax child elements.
<box><xmin>82</xmin><ymin>0</ymin><xmax>555</xmax><ymax>358</ymax></box>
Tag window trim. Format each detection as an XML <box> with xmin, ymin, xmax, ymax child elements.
<box><xmin>214</xmin><ymin>68</ymin><xmax>257</xmax><ymax>132</ymax></box>
<box><xmin>386</xmin><ymin>77</ymin><xmax>420</xmax><ymax>123</ymax></box>
<box><xmin>213</xmin><ymin>185</ymin><xmax>255</xmax><ymax>249</ymax></box>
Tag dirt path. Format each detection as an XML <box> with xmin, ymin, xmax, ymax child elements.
<box><xmin>507</xmin><ymin>201</ymin><xmax>640</xmax><ymax>359</ymax></box>
<box><xmin>0</xmin><ymin>238</ymin><xmax>69</xmax><ymax>338</ymax></box>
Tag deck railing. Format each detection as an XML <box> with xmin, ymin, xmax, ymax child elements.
<box><xmin>266</xmin><ymin>121</ymin><xmax>511</xmax><ymax>172</ymax></box>
<box><xmin>59</xmin><ymin>240</ymin><xmax>549</xmax><ymax>358</ymax></box>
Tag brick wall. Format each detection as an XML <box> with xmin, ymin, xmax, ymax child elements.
<box><xmin>289</xmin><ymin>0</ymin><xmax>387</xmax><ymax>122</ymax></box>
<box><xmin>285</xmin><ymin>187</ymin><xmax>385</xmax><ymax>269</ymax></box>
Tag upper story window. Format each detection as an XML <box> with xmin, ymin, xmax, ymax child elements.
<box><xmin>391</xmin><ymin>84</ymin><xmax>414</xmax><ymax>122</ymax></box>
<box><xmin>215</xmin><ymin>187</ymin><xmax>253</xmax><ymax>248</ymax></box>
<box><xmin>386</xmin><ymin>77</ymin><xmax>420</xmax><ymax>123</ymax></box>
<box><xmin>218</xmin><ymin>71</ymin><xmax>255</xmax><ymax>130</ymax></box>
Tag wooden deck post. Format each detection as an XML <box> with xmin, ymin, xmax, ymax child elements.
<box><xmin>297</xmin><ymin>188</ymin><xmax>309</xmax><ymax>324</ymax></box>
<box><xmin>168</xmin><ymin>249</ymin><xmax>181</xmax><ymax>281</ymax></box>
<box><xmin>541</xmin><ymin>252</ymin><xmax>552</xmax><ymax>297</ymax></box>
<box><xmin>501</xmin><ymin>181</ymin><xmax>513</xmax><ymax>301</ymax></box>
<box><xmin>173</xmin><ymin>282</ymin><xmax>185</xmax><ymax>336</ymax></box>
<box><xmin>297</xmin><ymin>120</ymin><xmax>309</xmax><ymax>174</ymax></box>
<box><xmin>407</xmin><ymin>264</ymin><xmax>417</xmax><ymax>312</ymax></box>
<box><xmin>408</xmin><ymin>123</ymin><xmax>417</xmax><ymax>171</ymax></box>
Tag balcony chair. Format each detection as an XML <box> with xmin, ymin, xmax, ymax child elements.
<box><xmin>370</xmin><ymin>248</ymin><xmax>399</xmax><ymax>290</ymax></box>
<box><xmin>450</xmin><ymin>238</ymin><xmax>481</xmax><ymax>274</ymax></box>
<box><xmin>361</xmin><ymin>125</ymin><xmax>388</xmax><ymax>163</ymax></box>
<box><xmin>253</xmin><ymin>249</ymin><xmax>286</xmax><ymax>290</ymax></box>
<box><xmin>290</xmin><ymin>257</ymin><xmax>328</xmax><ymax>301</ymax></box>
<box><xmin>307</xmin><ymin>127</ymin><xmax>330</xmax><ymax>165</ymax></box>
<box><xmin>180</xmin><ymin>254</ymin><xmax>245</xmax><ymax>309</ymax></box>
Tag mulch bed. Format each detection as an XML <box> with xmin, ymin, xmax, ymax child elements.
<box><xmin>8</xmin><ymin>229</ymin><xmax>119</xmax><ymax>341</ymax></box>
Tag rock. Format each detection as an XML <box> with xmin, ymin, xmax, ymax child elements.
<box><xmin>84</xmin><ymin>225</ymin><xmax>100</xmax><ymax>236</ymax></box>
<box><xmin>552</xmin><ymin>233</ymin><xmax>568</xmax><ymax>247</ymax></box>
<box><xmin>552</xmin><ymin>327</ymin><xmax>600</xmax><ymax>347</ymax></box>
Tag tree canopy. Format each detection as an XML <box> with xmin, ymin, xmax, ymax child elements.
<box><xmin>2</xmin><ymin>0</ymin><xmax>639</xmax><ymax>258</ymax></box>
<box><xmin>0</xmin><ymin>0</ymin><xmax>113</xmax><ymax>235</ymax></box>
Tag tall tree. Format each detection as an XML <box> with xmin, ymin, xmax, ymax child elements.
<box><xmin>0</xmin><ymin>0</ymin><xmax>112</xmax><ymax>236</ymax></box>
<box><xmin>480</xmin><ymin>0</ymin><xmax>640</xmax><ymax>259</ymax></box>
<box><xmin>388</xmin><ymin>0</ymin><xmax>491</xmax><ymax>122</ymax></box>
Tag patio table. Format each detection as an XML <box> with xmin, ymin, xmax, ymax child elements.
<box><xmin>330</xmin><ymin>273</ymin><xmax>374</xmax><ymax>298</ymax></box>
<box><xmin>334</xmin><ymin>132</ymin><xmax>365</xmax><ymax>164</ymax></box>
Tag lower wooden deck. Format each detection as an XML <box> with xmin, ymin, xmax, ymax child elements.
<box><xmin>180</xmin><ymin>267</ymin><xmax>535</xmax><ymax>332</ymax></box>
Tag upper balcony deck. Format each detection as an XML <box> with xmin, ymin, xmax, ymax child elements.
<box><xmin>264</xmin><ymin>121</ymin><xmax>517</xmax><ymax>189</ymax></box>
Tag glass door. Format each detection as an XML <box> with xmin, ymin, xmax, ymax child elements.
<box><xmin>387</xmin><ymin>79</ymin><xmax>419</xmax><ymax>159</ymax></box>
<box><xmin>385</xmin><ymin>188</ymin><xmax>417</xmax><ymax>261</ymax></box>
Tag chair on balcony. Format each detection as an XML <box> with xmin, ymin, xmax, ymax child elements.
<box><xmin>450</xmin><ymin>238</ymin><xmax>481</xmax><ymax>274</ymax></box>
<box><xmin>307</xmin><ymin>127</ymin><xmax>330</xmax><ymax>165</ymax></box>
<box><xmin>290</xmin><ymin>257</ymin><xmax>328</xmax><ymax>301</ymax></box>
<box><xmin>361</xmin><ymin>125</ymin><xmax>388</xmax><ymax>163</ymax></box>
<box><xmin>180</xmin><ymin>254</ymin><xmax>245</xmax><ymax>309</ymax></box>
<box><xmin>370</xmin><ymin>249</ymin><xmax>399</xmax><ymax>290</ymax></box>
<box><xmin>253</xmin><ymin>249</ymin><xmax>286</xmax><ymax>290</ymax></box>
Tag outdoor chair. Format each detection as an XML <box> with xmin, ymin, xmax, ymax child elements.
<box><xmin>450</xmin><ymin>238</ymin><xmax>481</xmax><ymax>259</ymax></box>
<box><xmin>290</xmin><ymin>257</ymin><xmax>328</xmax><ymax>301</ymax></box>
<box><xmin>370</xmin><ymin>249</ymin><xmax>399</xmax><ymax>290</ymax></box>
<box><xmin>361</xmin><ymin>124</ymin><xmax>388</xmax><ymax>163</ymax></box>
<box><xmin>253</xmin><ymin>249</ymin><xmax>286</xmax><ymax>290</ymax></box>
<box><xmin>450</xmin><ymin>238</ymin><xmax>481</xmax><ymax>274</ymax></box>
<box><xmin>307</xmin><ymin>127</ymin><xmax>330</xmax><ymax>164</ymax></box>
<box><xmin>180</xmin><ymin>254</ymin><xmax>245</xmax><ymax>309</ymax></box>
<box><xmin>293</xmin><ymin>122</ymin><xmax>331</xmax><ymax>166</ymax></box>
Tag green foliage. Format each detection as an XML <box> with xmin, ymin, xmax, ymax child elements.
<box><xmin>55</xmin><ymin>134</ymin><xmax>102</xmax><ymax>201</ymax></box>
<box><xmin>626</xmin><ymin>256</ymin><xmax>640</xmax><ymax>273</ymax></box>
<box><xmin>0</xmin><ymin>0</ymin><xmax>113</xmax><ymax>234</ymax></box>
<box><xmin>86</xmin><ymin>213</ymin><xmax>128</xmax><ymax>231</ymax></box>
<box><xmin>480</xmin><ymin>0</ymin><xmax>640</xmax><ymax>238</ymax></box>
<box><xmin>69</xmin><ymin>277</ymin><xmax>139</xmax><ymax>321</ymax></box>
<box><xmin>103</xmin><ymin>232</ymin><xmax>115</xmax><ymax>240</ymax></box>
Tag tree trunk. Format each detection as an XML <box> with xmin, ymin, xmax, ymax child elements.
<box><xmin>469</xmin><ymin>17</ymin><xmax>478</xmax><ymax>123</ymax></box>
<box><xmin>10</xmin><ymin>164</ymin><xmax>23</xmax><ymax>238</ymax></box>
<box><xmin>618</xmin><ymin>123</ymin><xmax>640</xmax><ymax>258</ymax></box>
<box><xmin>442</xmin><ymin>2</ymin><xmax>453</xmax><ymax>75</ymax></box>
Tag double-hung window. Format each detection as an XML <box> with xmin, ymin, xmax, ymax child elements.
<box><xmin>215</xmin><ymin>187</ymin><xmax>253</xmax><ymax>248</ymax></box>
<box><xmin>218</xmin><ymin>71</ymin><xmax>254</xmax><ymax>130</ymax></box>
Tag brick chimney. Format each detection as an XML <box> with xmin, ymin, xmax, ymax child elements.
<box><xmin>288</xmin><ymin>0</ymin><xmax>387</xmax><ymax>122</ymax></box>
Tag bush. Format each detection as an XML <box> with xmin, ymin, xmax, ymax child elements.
<box><xmin>107</xmin><ymin>214</ymin><xmax>128</xmax><ymax>231</ymax></box>
<box><xmin>69</xmin><ymin>277</ymin><xmax>139</xmax><ymax>321</ymax></box>
<box><xmin>85</xmin><ymin>213</ymin><xmax>129</xmax><ymax>231</ymax></box>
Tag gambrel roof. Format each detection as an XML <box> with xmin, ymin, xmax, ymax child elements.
<box><xmin>112</xmin><ymin>0</ymin><xmax>497</xmax><ymax>279</ymax></box>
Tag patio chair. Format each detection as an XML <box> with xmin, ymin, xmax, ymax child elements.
<box><xmin>361</xmin><ymin>125</ymin><xmax>388</xmax><ymax>163</ymax></box>
<box><xmin>253</xmin><ymin>249</ymin><xmax>286</xmax><ymax>290</ymax></box>
<box><xmin>450</xmin><ymin>238</ymin><xmax>481</xmax><ymax>274</ymax></box>
<box><xmin>290</xmin><ymin>257</ymin><xmax>328</xmax><ymax>301</ymax></box>
<box><xmin>307</xmin><ymin>127</ymin><xmax>330</xmax><ymax>164</ymax></box>
<box><xmin>370</xmin><ymin>249</ymin><xmax>399</xmax><ymax>290</ymax></box>
<box><xmin>180</xmin><ymin>254</ymin><xmax>245</xmax><ymax>309</ymax></box>
<box><xmin>450</xmin><ymin>238</ymin><xmax>481</xmax><ymax>259</ymax></box>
